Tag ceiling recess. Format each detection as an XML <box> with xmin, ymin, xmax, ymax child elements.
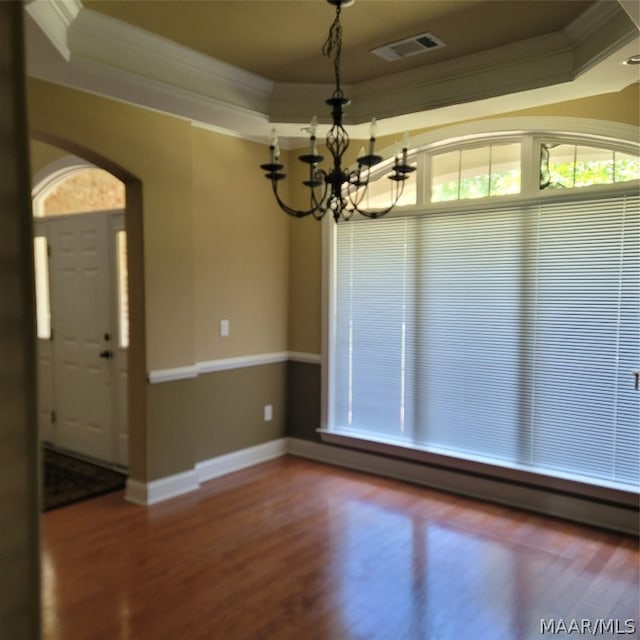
<box><xmin>371</xmin><ymin>33</ymin><xmax>446</xmax><ymax>61</ymax></box>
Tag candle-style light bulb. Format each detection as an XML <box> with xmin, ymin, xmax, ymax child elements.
<box><xmin>368</xmin><ymin>117</ymin><xmax>377</xmax><ymax>156</ymax></box>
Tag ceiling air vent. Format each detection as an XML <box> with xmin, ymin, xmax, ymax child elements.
<box><xmin>371</xmin><ymin>33</ymin><xmax>445</xmax><ymax>62</ymax></box>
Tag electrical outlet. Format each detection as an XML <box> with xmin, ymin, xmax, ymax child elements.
<box><xmin>264</xmin><ymin>404</ymin><xmax>273</xmax><ymax>422</ymax></box>
<box><xmin>219</xmin><ymin>319</ymin><xmax>230</xmax><ymax>337</ymax></box>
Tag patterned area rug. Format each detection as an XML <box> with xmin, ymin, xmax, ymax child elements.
<box><xmin>43</xmin><ymin>448</ymin><xmax>127</xmax><ymax>511</ymax></box>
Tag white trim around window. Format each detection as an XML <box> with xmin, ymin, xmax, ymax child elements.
<box><xmin>322</xmin><ymin>118</ymin><xmax>640</xmax><ymax>502</ymax></box>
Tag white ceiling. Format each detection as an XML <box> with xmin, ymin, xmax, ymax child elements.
<box><xmin>25</xmin><ymin>0</ymin><xmax>640</xmax><ymax>147</ymax></box>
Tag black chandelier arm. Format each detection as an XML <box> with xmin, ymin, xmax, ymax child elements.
<box><xmin>346</xmin><ymin>172</ymin><xmax>408</xmax><ymax>219</ymax></box>
<box><xmin>268</xmin><ymin>176</ymin><xmax>329</xmax><ymax>219</ymax></box>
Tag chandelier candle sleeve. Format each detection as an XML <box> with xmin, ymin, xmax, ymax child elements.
<box><xmin>269</xmin><ymin>128</ymin><xmax>280</xmax><ymax>163</ymax></box>
<box><xmin>402</xmin><ymin>131</ymin><xmax>409</xmax><ymax>165</ymax></box>
<box><xmin>310</xmin><ymin>116</ymin><xmax>318</xmax><ymax>155</ymax></box>
<box><xmin>259</xmin><ymin>0</ymin><xmax>415</xmax><ymax>222</ymax></box>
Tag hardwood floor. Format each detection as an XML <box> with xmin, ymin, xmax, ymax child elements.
<box><xmin>41</xmin><ymin>455</ymin><xmax>639</xmax><ymax>640</ymax></box>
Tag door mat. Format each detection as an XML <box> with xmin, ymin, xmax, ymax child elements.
<box><xmin>43</xmin><ymin>448</ymin><xmax>127</xmax><ymax>511</ymax></box>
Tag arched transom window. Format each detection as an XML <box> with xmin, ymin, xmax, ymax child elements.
<box><xmin>35</xmin><ymin>167</ymin><xmax>125</xmax><ymax>217</ymax></box>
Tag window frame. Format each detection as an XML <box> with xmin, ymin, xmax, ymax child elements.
<box><xmin>321</xmin><ymin>123</ymin><xmax>640</xmax><ymax>504</ymax></box>
<box><xmin>352</xmin><ymin>130</ymin><xmax>640</xmax><ymax>217</ymax></box>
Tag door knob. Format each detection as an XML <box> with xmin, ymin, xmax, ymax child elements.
<box><xmin>99</xmin><ymin>350</ymin><xmax>113</xmax><ymax>359</ymax></box>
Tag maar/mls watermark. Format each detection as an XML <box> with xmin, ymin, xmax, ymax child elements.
<box><xmin>540</xmin><ymin>618</ymin><xmax>637</xmax><ymax>635</ymax></box>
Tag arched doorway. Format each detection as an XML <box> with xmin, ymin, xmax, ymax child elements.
<box><xmin>33</xmin><ymin>157</ymin><xmax>129</xmax><ymax>468</ymax></box>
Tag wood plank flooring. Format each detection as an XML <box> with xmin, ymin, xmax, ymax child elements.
<box><xmin>41</xmin><ymin>455</ymin><xmax>639</xmax><ymax>640</ymax></box>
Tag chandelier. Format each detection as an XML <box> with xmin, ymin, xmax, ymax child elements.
<box><xmin>260</xmin><ymin>0</ymin><xmax>415</xmax><ymax>223</ymax></box>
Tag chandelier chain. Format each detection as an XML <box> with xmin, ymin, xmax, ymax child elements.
<box><xmin>322</xmin><ymin>3</ymin><xmax>343</xmax><ymax>96</ymax></box>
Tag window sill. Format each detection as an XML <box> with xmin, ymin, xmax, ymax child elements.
<box><xmin>318</xmin><ymin>428</ymin><xmax>638</xmax><ymax>509</ymax></box>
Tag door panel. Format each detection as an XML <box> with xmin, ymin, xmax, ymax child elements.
<box><xmin>49</xmin><ymin>213</ymin><xmax>113</xmax><ymax>461</ymax></box>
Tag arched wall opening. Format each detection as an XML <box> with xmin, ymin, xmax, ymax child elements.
<box><xmin>30</xmin><ymin>135</ymin><xmax>147</xmax><ymax>484</ymax></box>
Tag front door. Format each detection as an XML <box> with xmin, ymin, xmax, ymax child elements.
<box><xmin>42</xmin><ymin>211</ymin><xmax>118</xmax><ymax>462</ymax></box>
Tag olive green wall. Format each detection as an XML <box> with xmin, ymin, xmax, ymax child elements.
<box><xmin>194</xmin><ymin>364</ymin><xmax>287</xmax><ymax>460</ymax></box>
<box><xmin>0</xmin><ymin>4</ymin><xmax>40</xmax><ymax>638</ymax></box>
<box><xmin>144</xmin><ymin>364</ymin><xmax>286</xmax><ymax>480</ymax></box>
<box><xmin>286</xmin><ymin>362</ymin><xmax>321</xmax><ymax>441</ymax></box>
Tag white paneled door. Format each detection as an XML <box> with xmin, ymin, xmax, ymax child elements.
<box><xmin>36</xmin><ymin>211</ymin><xmax>128</xmax><ymax>465</ymax></box>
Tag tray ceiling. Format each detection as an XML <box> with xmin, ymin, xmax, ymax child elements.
<box><xmin>25</xmin><ymin>0</ymin><xmax>640</xmax><ymax>145</ymax></box>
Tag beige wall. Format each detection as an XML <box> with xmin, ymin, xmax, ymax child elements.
<box><xmin>28</xmin><ymin>82</ymin><xmax>292</xmax><ymax>371</ymax></box>
<box><xmin>29</xmin><ymin>78</ymin><xmax>196</xmax><ymax>373</ymax></box>
<box><xmin>27</xmin><ymin>80</ymin><xmax>291</xmax><ymax>480</ymax></box>
<box><xmin>192</xmin><ymin>127</ymin><xmax>289</xmax><ymax>362</ymax></box>
<box><xmin>505</xmin><ymin>82</ymin><xmax>640</xmax><ymax>124</ymax></box>
<box><xmin>30</xmin><ymin>139</ymin><xmax>68</xmax><ymax>175</ymax></box>
<box><xmin>0</xmin><ymin>4</ymin><xmax>40</xmax><ymax>638</ymax></box>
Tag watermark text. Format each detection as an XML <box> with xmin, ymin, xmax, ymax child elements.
<box><xmin>540</xmin><ymin>618</ymin><xmax>637</xmax><ymax>635</ymax></box>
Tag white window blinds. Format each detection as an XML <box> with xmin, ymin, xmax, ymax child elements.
<box><xmin>332</xmin><ymin>194</ymin><xmax>639</xmax><ymax>489</ymax></box>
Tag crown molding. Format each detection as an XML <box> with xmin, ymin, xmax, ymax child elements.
<box><xmin>567</xmin><ymin>0</ymin><xmax>640</xmax><ymax>75</ymax></box>
<box><xmin>25</xmin><ymin>0</ymin><xmax>82</xmax><ymax>60</ymax></box>
<box><xmin>617</xmin><ymin>0</ymin><xmax>640</xmax><ymax>29</ymax></box>
<box><xmin>268</xmin><ymin>2</ymin><xmax>638</xmax><ymax>128</ymax></box>
<box><xmin>346</xmin><ymin>33</ymin><xmax>577</xmax><ymax>123</ymax></box>
<box><xmin>269</xmin><ymin>32</ymin><xmax>577</xmax><ymax>125</ymax></box>
<box><xmin>566</xmin><ymin>0</ymin><xmax>625</xmax><ymax>44</ymax></box>
<box><xmin>68</xmin><ymin>7</ymin><xmax>273</xmax><ymax>114</ymax></box>
<box><xmin>25</xmin><ymin>0</ymin><xmax>639</xmax><ymax>146</ymax></box>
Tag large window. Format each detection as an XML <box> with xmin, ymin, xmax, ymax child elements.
<box><xmin>329</xmin><ymin>132</ymin><xmax>639</xmax><ymax>492</ymax></box>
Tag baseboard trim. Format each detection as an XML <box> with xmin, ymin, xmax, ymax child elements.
<box><xmin>125</xmin><ymin>469</ymin><xmax>200</xmax><ymax>506</ymax></box>
<box><xmin>124</xmin><ymin>436</ymin><xmax>638</xmax><ymax>534</ymax></box>
<box><xmin>196</xmin><ymin>438</ymin><xmax>288</xmax><ymax>483</ymax></box>
<box><xmin>124</xmin><ymin>478</ymin><xmax>147</xmax><ymax>506</ymax></box>
<box><xmin>286</xmin><ymin>437</ymin><xmax>639</xmax><ymax>536</ymax></box>
<box><xmin>125</xmin><ymin>438</ymin><xmax>288</xmax><ymax>506</ymax></box>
